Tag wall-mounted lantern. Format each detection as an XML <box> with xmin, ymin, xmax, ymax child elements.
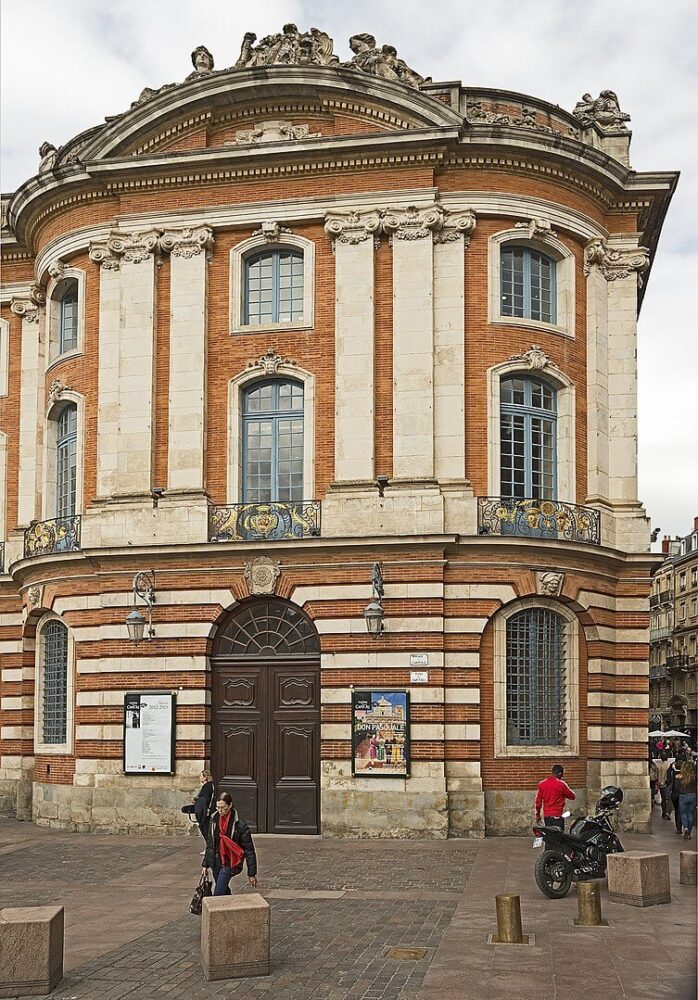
<box><xmin>126</xmin><ymin>570</ymin><xmax>156</xmax><ymax>644</ymax></box>
<box><xmin>363</xmin><ymin>562</ymin><xmax>385</xmax><ymax>639</ymax></box>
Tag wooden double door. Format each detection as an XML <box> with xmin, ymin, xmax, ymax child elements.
<box><xmin>211</xmin><ymin>657</ymin><xmax>320</xmax><ymax>834</ymax></box>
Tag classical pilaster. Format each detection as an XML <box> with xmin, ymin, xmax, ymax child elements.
<box><xmin>159</xmin><ymin>226</ymin><xmax>213</xmax><ymax>493</ymax></box>
<box><xmin>11</xmin><ymin>292</ymin><xmax>45</xmax><ymax>525</ymax></box>
<box><xmin>324</xmin><ymin>210</ymin><xmax>381</xmax><ymax>483</ymax></box>
<box><xmin>383</xmin><ymin>205</ymin><xmax>443</xmax><ymax>481</ymax></box>
<box><xmin>89</xmin><ymin>230</ymin><xmax>160</xmax><ymax>498</ymax></box>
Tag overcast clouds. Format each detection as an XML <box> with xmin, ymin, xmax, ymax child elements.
<box><xmin>1</xmin><ymin>0</ymin><xmax>696</xmax><ymax>545</ymax></box>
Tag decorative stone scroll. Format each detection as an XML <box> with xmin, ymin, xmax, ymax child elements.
<box><xmin>324</xmin><ymin>210</ymin><xmax>382</xmax><ymax>247</ymax></box>
<box><xmin>89</xmin><ymin>229</ymin><xmax>162</xmax><ymax>269</ymax></box>
<box><xmin>536</xmin><ymin>571</ymin><xmax>565</xmax><ymax>597</ymax></box>
<box><xmin>233</xmin><ymin>120</ymin><xmax>321</xmax><ymax>144</ymax></box>
<box><xmin>433</xmin><ymin>209</ymin><xmax>477</xmax><ymax>245</ymax></box>
<box><xmin>508</xmin><ymin>344</ymin><xmax>561</xmax><ymax>375</ymax></box>
<box><xmin>159</xmin><ymin>226</ymin><xmax>214</xmax><ymax>259</ymax></box>
<box><xmin>514</xmin><ymin>217</ymin><xmax>556</xmax><ymax>241</ymax></box>
<box><xmin>573</xmin><ymin>91</ymin><xmax>630</xmax><ymax>131</ymax></box>
<box><xmin>244</xmin><ymin>556</ymin><xmax>281</xmax><ymax>596</ymax></box>
<box><xmin>382</xmin><ymin>204</ymin><xmax>444</xmax><ymax>242</ymax></box>
<box><xmin>10</xmin><ymin>297</ymin><xmax>39</xmax><ymax>323</ymax></box>
<box><xmin>583</xmin><ymin>238</ymin><xmax>650</xmax><ymax>281</ymax></box>
<box><xmin>252</xmin><ymin>221</ymin><xmax>292</xmax><ymax>243</ymax></box>
<box><xmin>247</xmin><ymin>349</ymin><xmax>296</xmax><ymax>375</ymax></box>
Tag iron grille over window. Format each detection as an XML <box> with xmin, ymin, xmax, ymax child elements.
<box><xmin>244</xmin><ymin>249</ymin><xmax>303</xmax><ymax>325</ymax></box>
<box><xmin>42</xmin><ymin>620</ymin><xmax>68</xmax><ymax>744</ymax></box>
<box><xmin>242</xmin><ymin>380</ymin><xmax>303</xmax><ymax>502</ymax></box>
<box><xmin>501</xmin><ymin>246</ymin><xmax>556</xmax><ymax>323</ymax></box>
<box><xmin>506</xmin><ymin>607</ymin><xmax>565</xmax><ymax>745</ymax></box>
<box><xmin>59</xmin><ymin>281</ymin><xmax>78</xmax><ymax>354</ymax></box>
<box><xmin>501</xmin><ymin>376</ymin><xmax>557</xmax><ymax>499</ymax></box>
<box><xmin>56</xmin><ymin>404</ymin><xmax>78</xmax><ymax>518</ymax></box>
<box><xmin>216</xmin><ymin>599</ymin><xmax>319</xmax><ymax>657</ymax></box>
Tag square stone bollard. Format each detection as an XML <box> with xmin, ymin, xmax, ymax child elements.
<box><xmin>607</xmin><ymin>852</ymin><xmax>671</xmax><ymax>907</ymax></box>
<box><xmin>679</xmin><ymin>851</ymin><xmax>697</xmax><ymax>886</ymax></box>
<box><xmin>201</xmin><ymin>894</ymin><xmax>270</xmax><ymax>981</ymax></box>
<box><xmin>0</xmin><ymin>906</ymin><xmax>64</xmax><ymax>997</ymax></box>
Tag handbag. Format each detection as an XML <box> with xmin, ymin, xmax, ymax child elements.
<box><xmin>189</xmin><ymin>871</ymin><xmax>212</xmax><ymax>916</ymax></box>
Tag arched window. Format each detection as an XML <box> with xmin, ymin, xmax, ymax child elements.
<box><xmin>58</xmin><ymin>280</ymin><xmax>79</xmax><ymax>354</ymax></box>
<box><xmin>41</xmin><ymin>620</ymin><xmax>69</xmax><ymax>745</ymax></box>
<box><xmin>244</xmin><ymin>249</ymin><xmax>304</xmax><ymax>325</ymax></box>
<box><xmin>501</xmin><ymin>376</ymin><xmax>557</xmax><ymax>498</ymax></box>
<box><xmin>506</xmin><ymin>607</ymin><xmax>565</xmax><ymax>746</ymax></box>
<box><xmin>56</xmin><ymin>404</ymin><xmax>78</xmax><ymax>518</ymax></box>
<box><xmin>501</xmin><ymin>247</ymin><xmax>556</xmax><ymax>324</ymax></box>
<box><xmin>242</xmin><ymin>380</ymin><xmax>304</xmax><ymax>501</ymax></box>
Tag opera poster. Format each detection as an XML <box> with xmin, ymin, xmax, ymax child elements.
<box><xmin>123</xmin><ymin>692</ymin><xmax>176</xmax><ymax>775</ymax></box>
<box><xmin>352</xmin><ymin>690</ymin><xmax>410</xmax><ymax>777</ymax></box>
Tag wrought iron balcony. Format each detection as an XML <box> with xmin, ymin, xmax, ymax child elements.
<box><xmin>650</xmin><ymin>664</ymin><xmax>668</xmax><ymax>681</ymax></box>
<box><xmin>24</xmin><ymin>515</ymin><xmax>81</xmax><ymax>558</ymax></box>
<box><xmin>209</xmin><ymin>501</ymin><xmax>321</xmax><ymax>542</ymax></box>
<box><xmin>650</xmin><ymin>593</ymin><xmax>660</xmax><ymax>609</ymax></box>
<box><xmin>477</xmin><ymin>497</ymin><xmax>601</xmax><ymax>545</ymax></box>
<box><xmin>649</xmin><ymin>626</ymin><xmax>673</xmax><ymax>642</ymax></box>
<box><xmin>658</xmin><ymin>590</ymin><xmax>673</xmax><ymax>605</ymax></box>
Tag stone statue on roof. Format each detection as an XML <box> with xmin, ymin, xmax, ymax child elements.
<box><xmin>234</xmin><ymin>24</ymin><xmax>339</xmax><ymax>68</ymax></box>
<box><xmin>186</xmin><ymin>45</ymin><xmax>215</xmax><ymax>80</ymax></box>
<box><xmin>344</xmin><ymin>33</ymin><xmax>427</xmax><ymax>88</ymax></box>
<box><xmin>572</xmin><ymin>90</ymin><xmax>631</xmax><ymax>131</ymax></box>
<box><xmin>38</xmin><ymin>142</ymin><xmax>58</xmax><ymax>173</ymax></box>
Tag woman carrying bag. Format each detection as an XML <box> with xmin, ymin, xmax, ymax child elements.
<box><xmin>202</xmin><ymin>792</ymin><xmax>258</xmax><ymax>895</ymax></box>
<box><xmin>181</xmin><ymin>769</ymin><xmax>216</xmax><ymax>842</ymax></box>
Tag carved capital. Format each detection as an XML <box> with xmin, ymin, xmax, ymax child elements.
<box><xmin>10</xmin><ymin>297</ymin><xmax>39</xmax><ymax>323</ymax></box>
<box><xmin>508</xmin><ymin>344</ymin><xmax>560</xmax><ymax>374</ymax></box>
<box><xmin>252</xmin><ymin>221</ymin><xmax>292</xmax><ymax>244</ymax></box>
<box><xmin>244</xmin><ymin>556</ymin><xmax>281</xmax><ymax>596</ymax></box>
<box><xmin>433</xmin><ymin>209</ymin><xmax>477</xmax><ymax>245</ymax></box>
<box><xmin>247</xmin><ymin>349</ymin><xmax>296</xmax><ymax>375</ymax></box>
<box><xmin>108</xmin><ymin>229</ymin><xmax>162</xmax><ymax>264</ymax></box>
<box><xmin>514</xmin><ymin>217</ymin><xmax>557</xmax><ymax>241</ymax></box>
<box><xmin>89</xmin><ymin>240</ymin><xmax>120</xmax><ymax>270</ymax></box>
<box><xmin>30</xmin><ymin>284</ymin><xmax>46</xmax><ymax>307</ymax></box>
<box><xmin>584</xmin><ymin>238</ymin><xmax>650</xmax><ymax>281</ymax></box>
<box><xmin>324</xmin><ymin>210</ymin><xmax>382</xmax><ymax>247</ymax></box>
<box><xmin>159</xmin><ymin>225</ymin><xmax>214</xmax><ymax>259</ymax></box>
<box><xmin>381</xmin><ymin>204</ymin><xmax>444</xmax><ymax>242</ymax></box>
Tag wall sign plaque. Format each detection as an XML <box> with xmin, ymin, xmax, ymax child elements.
<box><xmin>123</xmin><ymin>692</ymin><xmax>176</xmax><ymax>775</ymax></box>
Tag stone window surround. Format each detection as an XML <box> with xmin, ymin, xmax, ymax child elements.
<box><xmin>0</xmin><ymin>317</ymin><xmax>8</xmax><ymax>397</ymax></box>
<box><xmin>488</xmin><ymin>228</ymin><xmax>575</xmax><ymax>339</ymax></box>
<box><xmin>42</xmin><ymin>389</ymin><xmax>85</xmax><ymax>521</ymax></box>
<box><xmin>46</xmin><ymin>265</ymin><xmax>86</xmax><ymax>371</ymax></box>
<box><xmin>493</xmin><ymin>596</ymin><xmax>580</xmax><ymax>759</ymax></box>
<box><xmin>486</xmin><ymin>356</ymin><xmax>576</xmax><ymax>502</ymax></box>
<box><xmin>227</xmin><ymin>362</ymin><xmax>316</xmax><ymax>503</ymax></box>
<box><xmin>33</xmin><ymin>613</ymin><xmax>75</xmax><ymax>757</ymax></box>
<box><xmin>229</xmin><ymin>232</ymin><xmax>315</xmax><ymax>335</ymax></box>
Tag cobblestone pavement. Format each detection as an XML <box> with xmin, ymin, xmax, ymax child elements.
<box><xmin>0</xmin><ymin>814</ymin><xmax>695</xmax><ymax>999</ymax></box>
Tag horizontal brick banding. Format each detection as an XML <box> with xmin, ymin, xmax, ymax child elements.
<box><xmin>587</xmin><ymin>708</ymin><xmax>649</xmax><ymax>726</ymax></box>
<box><xmin>74</xmin><ymin>740</ymin><xmax>208</xmax><ymax>759</ymax></box>
<box><xmin>444</xmin><ymin>670</ymin><xmax>480</xmax><ymax>687</ymax></box>
<box><xmin>76</xmin><ymin>673</ymin><xmax>208</xmax><ymax>691</ymax></box>
<box><xmin>444</xmin><ymin>741</ymin><xmax>482</xmax><ymax>760</ymax></box>
<box><xmin>320</xmin><ymin>704</ymin><xmax>479</xmax><ymax>724</ymax></box>
<box><xmin>587</xmin><ymin>742</ymin><xmax>647</xmax><ymax>760</ymax></box>
<box><xmin>586</xmin><ymin>641</ymin><xmax>649</xmax><ymax>661</ymax></box>
<box><xmin>304</xmin><ymin>598</ymin><xmax>444</xmax><ymax>619</ymax></box>
<box><xmin>74</xmin><ymin>706</ymin><xmax>208</xmax><ymax>725</ymax></box>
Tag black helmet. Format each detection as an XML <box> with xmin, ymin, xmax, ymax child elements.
<box><xmin>597</xmin><ymin>785</ymin><xmax>623</xmax><ymax>811</ymax></box>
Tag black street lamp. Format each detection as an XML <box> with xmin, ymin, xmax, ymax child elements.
<box><xmin>125</xmin><ymin>570</ymin><xmax>156</xmax><ymax>644</ymax></box>
<box><xmin>363</xmin><ymin>562</ymin><xmax>385</xmax><ymax>639</ymax></box>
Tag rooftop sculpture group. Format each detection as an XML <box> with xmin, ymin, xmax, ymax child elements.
<box><xmin>572</xmin><ymin>90</ymin><xmax>631</xmax><ymax>131</ymax></box>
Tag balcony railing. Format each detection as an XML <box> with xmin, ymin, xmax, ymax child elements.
<box><xmin>24</xmin><ymin>515</ymin><xmax>82</xmax><ymax>558</ymax></box>
<box><xmin>477</xmin><ymin>497</ymin><xmax>601</xmax><ymax>545</ymax></box>
<box><xmin>209</xmin><ymin>501</ymin><xmax>321</xmax><ymax>542</ymax></box>
<box><xmin>650</xmin><ymin>664</ymin><xmax>668</xmax><ymax>681</ymax></box>
<box><xmin>649</xmin><ymin>626</ymin><xmax>673</xmax><ymax>642</ymax></box>
<box><xmin>0</xmin><ymin>541</ymin><xmax>4</xmax><ymax>574</ymax></box>
<box><xmin>658</xmin><ymin>590</ymin><xmax>673</xmax><ymax>605</ymax></box>
<box><xmin>650</xmin><ymin>593</ymin><xmax>660</xmax><ymax>609</ymax></box>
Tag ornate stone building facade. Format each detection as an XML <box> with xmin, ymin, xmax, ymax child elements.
<box><xmin>0</xmin><ymin>28</ymin><xmax>677</xmax><ymax>836</ymax></box>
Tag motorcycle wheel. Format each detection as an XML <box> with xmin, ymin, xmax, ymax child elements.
<box><xmin>534</xmin><ymin>850</ymin><xmax>573</xmax><ymax>899</ymax></box>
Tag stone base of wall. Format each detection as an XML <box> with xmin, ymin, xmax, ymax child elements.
<box><xmin>0</xmin><ymin>778</ymin><xmax>33</xmax><ymax>821</ymax></box>
<box><xmin>587</xmin><ymin>760</ymin><xmax>651</xmax><ymax>833</ymax></box>
<box><xmin>321</xmin><ymin>790</ymin><xmax>449</xmax><ymax>838</ymax></box>
<box><xmin>484</xmin><ymin>788</ymin><xmax>590</xmax><ymax>836</ymax></box>
<box><xmin>447</xmin><ymin>792</ymin><xmax>486</xmax><ymax>838</ymax></box>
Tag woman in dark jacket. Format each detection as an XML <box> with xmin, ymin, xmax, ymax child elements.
<box><xmin>182</xmin><ymin>769</ymin><xmax>216</xmax><ymax>840</ymax></box>
<box><xmin>666</xmin><ymin>763</ymin><xmax>683</xmax><ymax>834</ymax></box>
<box><xmin>202</xmin><ymin>792</ymin><xmax>258</xmax><ymax>895</ymax></box>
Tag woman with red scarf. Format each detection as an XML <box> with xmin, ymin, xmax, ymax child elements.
<box><xmin>202</xmin><ymin>792</ymin><xmax>258</xmax><ymax>896</ymax></box>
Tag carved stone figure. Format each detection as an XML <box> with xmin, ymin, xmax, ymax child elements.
<box><xmin>508</xmin><ymin>345</ymin><xmax>560</xmax><ymax>374</ymax></box>
<box><xmin>185</xmin><ymin>45</ymin><xmax>214</xmax><ymax>80</ymax></box>
<box><xmin>514</xmin><ymin>217</ymin><xmax>556</xmax><ymax>241</ymax></box>
<box><xmin>345</xmin><ymin>34</ymin><xmax>426</xmax><ymax>88</ymax></box>
<box><xmin>38</xmin><ymin>142</ymin><xmax>58</xmax><ymax>173</ymax></box>
<box><xmin>536</xmin><ymin>571</ymin><xmax>564</xmax><ymax>597</ymax></box>
<box><xmin>244</xmin><ymin>556</ymin><xmax>281</xmax><ymax>596</ymax></box>
<box><xmin>233</xmin><ymin>120</ymin><xmax>320</xmax><ymax>144</ymax></box>
<box><xmin>26</xmin><ymin>586</ymin><xmax>43</xmax><ymax>609</ymax></box>
<box><xmin>251</xmin><ymin>221</ymin><xmax>292</xmax><ymax>243</ymax></box>
<box><xmin>572</xmin><ymin>90</ymin><xmax>630</xmax><ymax>131</ymax></box>
<box><xmin>234</xmin><ymin>24</ymin><xmax>339</xmax><ymax>69</ymax></box>
<box><xmin>48</xmin><ymin>380</ymin><xmax>68</xmax><ymax>407</ymax></box>
<box><xmin>247</xmin><ymin>349</ymin><xmax>296</xmax><ymax>375</ymax></box>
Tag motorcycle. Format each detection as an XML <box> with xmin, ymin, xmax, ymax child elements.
<box><xmin>532</xmin><ymin>785</ymin><xmax>624</xmax><ymax>899</ymax></box>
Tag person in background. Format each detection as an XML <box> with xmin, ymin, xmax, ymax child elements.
<box><xmin>534</xmin><ymin>765</ymin><xmax>576</xmax><ymax>832</ymax></box>
<box><xmin>181</xmin><ymin>769</ymin><xmax>216</xmax><ymax>846</ymax></box>
<box><xmin>649</xmin><ymin>757</ymin><xmax>659</xmax><ymax>807</ymax></box>
<box><xmin>656</xmin><ymin>751</ymin><xmax>672</xmax><ymax>820</ymax></box>
<box><xmin>677</xmin><ymin>760</ymin><xmax>697</xmax><ymax>840</ymax></box>
<box><xmin>202</xmin><ymin>792</ymin><xmax>258</xmax><ymax>895</ymax></box>
<box><xmin>666</xmin><ymin>760</ymin><xmax>683</xmax><ymax>835</ymax></box>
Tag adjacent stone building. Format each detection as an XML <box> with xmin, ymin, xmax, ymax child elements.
<box><xmin>649</xmin><ymin>519</ymin><xmax>698</xmax><ymax>742</ymax></box>
<box><xmin>0</xmin><ymin>27</ymin><xmax>677</xmax><ymax>836</ymax></box>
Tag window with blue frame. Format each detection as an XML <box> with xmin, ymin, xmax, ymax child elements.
<box><xmin>242</xmin><ymin>380</ymin><xmax>304</xmax><ymax>501</ymax></box>
<box><xmin>56</xmin><ymin>404</ymin><xmax>77</xmax><ymax>518</ymax></box>
<box><xmin>244</xmin><ymin>249</ymin><xmax>304</xmax><ymax>325</ymax></box>
<box><xmin>506</xmin><ymin>607</ymin><xmax>565</xmax><ymax>746</ymax></box>
<box><xmin>41</xmin><ymin>620</ymin><xmax>68</xmax><ymax>745</ymax></box>
<box><xmin>501</xmin><ymin>376</ymin><xmax>557</xmax><ymax>499</ymax></box>
<box><xmin>59</xmin><ymin>281</ymin><xmax>79</xmax><ymax>354</ymax></box>
<box><xmin>501</xmin><ymin>246</ymin><xmax>556</xmax><ymax>324</ymax></box>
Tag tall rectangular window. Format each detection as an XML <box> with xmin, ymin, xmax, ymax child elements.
<box><xmin>42</xmin><ymin>620</ymin><xmax>68</xmax><ymax>745</ymax></box>
<box><xmin>56</xmin><ymin>405</ymin><xmax>77</xmax><ymax>518</ymax></box>
<box><xmin>242</xmin><ymin>380</ymin><xmax>304</xmax><ymax>501</ymax></box>
<box><xmin>59</xmin><ymin>283</ymin><xmax>78</xmax><ymax>354</ymax></box>
<box><xmin>501</xmin><ymin>376</ymin><xmax>557</xmax><ymax>498</ymax></box>
<box><xmin>506</xmin><ymin>608</ymin><xmax>565</xmax><ymax>745</ymax></box>
<box><xmin>244</xmin><ymin>250</ymin><xmax>304</xmax><ymax>325</ymax></box>
<box><xmin>501</xmin><ymin>247</ymin><xmax>556</xmax><ymax>324</ymax></box>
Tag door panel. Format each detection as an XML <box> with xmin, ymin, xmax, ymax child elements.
<box><xmin>268</xmin><ymin>666</ymin><xmax>319</xmax><ymax>834</ymax></box>
<box><xmin>212</xmin><ymin>666</ymin><xmax>266</xmax><ymax>832</ymax></box>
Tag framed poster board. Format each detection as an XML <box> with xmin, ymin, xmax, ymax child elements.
<box><xmin>123</xmin><ymin>692</ymin><xmax>176</xmax><ymax>775</ymax></box>
<box><xmin>352</xmin><ymin>690</ymin><xmax>410</xmax><ymax>777</ymax></box>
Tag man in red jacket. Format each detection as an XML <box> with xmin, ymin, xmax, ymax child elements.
<box><xmin>535</xmin><ymin>765</ymin><xmax>576</xmax><ymax>831</ymax></box>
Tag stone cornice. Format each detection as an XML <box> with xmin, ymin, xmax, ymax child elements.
<box><xmin>583</xmin><ymin>238</ymin><xmax>650</xmax><ymax>281</ymax></box>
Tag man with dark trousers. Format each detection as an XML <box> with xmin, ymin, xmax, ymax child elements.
<box><xmin>535</xmin><ymin>765</ymin><xmax>576</xmax><ymax>831</ymax></box>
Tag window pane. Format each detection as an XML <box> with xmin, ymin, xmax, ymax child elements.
<box><xmin>242</xmin><ymin>381</ymin><xmax>304</xmax><ymax>501</ymax></box>
<box><xmin>42</xmin><ymin>621</ymin><xmax>68</xmax><ymax>744</ymax></box>
<box><xmin>244</xmin><ymin>250</ymin><xmax>303</xmax><ymax>324</ymax></box>
<box><xmin>501</xmin><ymin>377</ymin><xmax>557</xmax><ymax>497</ymax></box>
<box><xmin>500</xmin><ymin>247</ymin><xmax>556</xmax><ymax>323</ymax></box>
<box><xmin>506</xmin><ymin>608</ymin><xmax>564</xmax><ymax>745</ymax></box>
<box><xmin>56</xmin><ymin>405</ymin><xmax>77</xmax><ymax>518</ymax></box>
<box><xmin>59</xmin><ymin>284</ymin><xmax>78</xmax><ymax>354</ymax></box>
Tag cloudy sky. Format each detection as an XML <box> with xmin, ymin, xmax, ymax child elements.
<box><xmin>2</xmin><ymin>0</ymin><xmax>696</xmax><ymax>544</ymax></box>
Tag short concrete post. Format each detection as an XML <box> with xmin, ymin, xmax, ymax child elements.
<box><xmin>495</xmin><ymin>894</ymin><xmax>524</xmax><ymax>943</ymax></box>
<box><xmin>0</xmin><ymin>906</ymin><xmax>64</xmax><ymax>998</ymax></box>
<box><xmin>201</xmin><ymin>894</ymin><xmax>270</xmax><ymax>981</ymax></box>
<box><xmin>574</xmin><ymin>881</ymin><xmax>608</xmax><ymax>926</ymax></box>
<box><xmin>679</xmin><ymin>851</ymin><xmax>697</xmax><ymax>887</ymax></box>
<box><xmin>607</xmin><ymin>851</ymin><xmax>671</xmax><ymax>907</ymax></box>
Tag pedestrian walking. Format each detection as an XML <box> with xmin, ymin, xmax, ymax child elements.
<box><xmin>202</xmin><ymin>792</ymin><xmax>258</xmax><ymax>895</ymax></box>
<box><xmin>666</xmin><ymin>761</ymin><xmax>683</xmax><ymax>835</ymax></box>
<box><xmin>677</xmin><ymin>760</ymin><xmax>697</xmax><ymax>840</ymax></box>
<box><xmin>534</xmin><ymin>765</ymin><xmax>576</xmax><ymax>831</ymax></box>
<box><xmin>656</xmin><ymin>751</ymin><xmax>672</xmax><ymax>819</ymax></box>
<box><xmin>181</xmin><ymin>769</ymin><xmax>216</xmax><ymax>843</ymax></box>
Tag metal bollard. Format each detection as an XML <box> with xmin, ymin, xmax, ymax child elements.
<box><xmin>574</xmin><ymin>880</ymin><xmax>608</xmax><ymax>926</ymax></box>
<box><xmin>494</xmin><ymin>893</ymin><xmax>524</xmax><ymax>943</ymax></box>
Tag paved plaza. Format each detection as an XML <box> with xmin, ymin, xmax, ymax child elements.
<box><xmin>0</xmin><ymin>815</ymin><xmax>695</xmax><ymax>1000</ymax></box>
